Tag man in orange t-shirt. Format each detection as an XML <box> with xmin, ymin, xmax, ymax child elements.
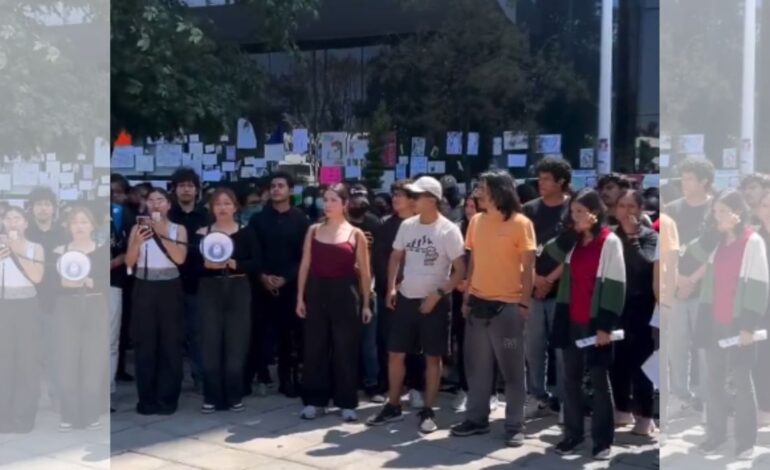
<box><xmin>450</xmin><ymin>170</ymin><xmax>536</xmax><ymax>447</ymax></box>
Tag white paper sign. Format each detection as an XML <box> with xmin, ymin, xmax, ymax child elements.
<box><xmin>202</xmin><ymin>154</ymin><xmax>218</xmax><ymax>166</ymax></box>
<box><xmin>94</xmin><ymin>136</ymin><xmax>110</xmax><ymax>168</ymax></box>
<box><xmin>493</xmin><ymin>137</ymin><xmax>503</xmax><ymax>156</ymax></box>
<box><xmin>205</xmin><ymin>144</ymin><xmax>216</xmax><ymax>154</ymax></box>
<box><xmin>222</xmin><ymin>162</ymin><xmax>236</xmax><ymax>172</ymax></box>
<box><xmin>398</xmin><ymin>156</ymin><xmax>409</xmax><ymax>166</ymax></box>
<box><xmin>428</xmin><ymin>161</ymin><xmax>446</xmax><ymax>174</ymax></box>
<box><xmin>189</xmin><ymin>142</ymin><xmax>204</xmax><ymax>156</ymax></box>
<box><xmin>410</xmin><ymin>137</ymin><xmax>426</xmax><ymax>158</ymax></box>
<box><xmin>579</xmin><ymin>148</ymin><xmax>595</xmax><ymax>169</ymax></box>
<box><xmin>236</xmin><ymin>118</ymin><xmax>257</xmax><ymax>149</ymax></box>
<box><xmin>504</xmin><ymin>131</ymin><xmax>528</xmax><ymax>150</ymax></box>
<box><xmin>576</xmin><ymin>329</ymin><xmax>625</xmax><ymax>349</ymax></box>
<box><xmin>659</xmin><ymin>154</ymin><xmax>670</xmax><ymax>168</ymax></box>
<box><xmin>226</xmin><ymin>146</ymin><xmax>236</xmax><ymax>161</ymax></box>
<box><xmin>642</xmin><ymin>351</ymin><xmax>659</xmax><ymax>390</ymax></box>
<box><xmin>446</xmin><ymin>132</ymin><xmax>463</xmax><ymax>156</ymax></box>
<box><xmin>718</xmin><ymin>330</ymin><xmax>768</xmax><ymax>349</ymax></box>
<box><xmin>349</xmin><ymin>139</ymin><xmax>369</xmax><ymax>161</ymax></box>
<box><xmin>466</xmin><ymin>132</ymin><xmax>479</xmax><ymax>156</ymax></box>
<box><xmin>12</xmin><ymin>163</ymin><xmax>40</xmax><ymax>186</ymax></box>
<box><xmin>111</xmin><ymin>146</ymin><xmax>136</xmax><ymax>169</ymax></box>
<box><xmin>0</xmin><ymin>174</ymin><xmax>11</xmax><ymax>191</ymax></box>
<box><xmin>135</xmin><ymin>154</ymin><xmax>155</xmax><ymax>172</ymax></box>
<box><xmin>156</xmin><ymin>144</ymin><xmax>183</xmax><ymax>168</ymax></box>
<box><xmin>410</xmin><ymin>157</ymin><xmax>429</xmax><ymax>177</ymax></box>
<box><xmin>202</xmin><ymin>169</ymin><xmax>222</xmax><ymax>182</ymax></box>
<box><xmin>722</xmin><ymin>148</ymin><xmax>737</xmax><ymax>169</ymax></box>
<box><xmin>536</xmin><ymin>134</ymin><xmax>562</xmax><ymax>154</ymax></box>
<box><xmin>345</xmin><ymin>166</ymin><xmax>362</xmax><ymax>179</ymax></box>
<box><xmin>189</xmin><ymin>134</ymin><xmax>200</xmax><ymax>143</ymax></box>
<box><xmin>507</xmin><ymin>154</ymin><xmax>527</xmax><ymax>168</ymax></box>
<box><xmin>320</xmin><ymin>132</ymin><xmax>347</xmax><ymax>166</ymax></box>
<box><xmin>292</xmin><ymin>128</ymin><xmax>309</xmax><ymax>154</ymax></box>
<box><xmin>59</xmin><ymin>172</ymin><xmax>75</xmax><ymax>185</ymax></box>
<box><xmin>59</xmin><ymin>188</ymin><xmax>79</xmax><ymax>201</ymax></box>
<box><xmin>265</xmin><ymin>143</ymin><xmax>285</xmax><ymax>162</ymax></box>
<box><xmin>678</xmin><ymin>134</ymin><xmax>704</xmax><ymax>154</ymax></box>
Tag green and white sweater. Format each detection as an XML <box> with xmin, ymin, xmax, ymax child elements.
<box><xmin>689</xmin><ymin>229</ymin><xmax>769</xmax><ymax>337</ymax></box>
<box><xmin>545</xmin><ymin>228</ymin><xmax>627</xmax><ymax>348</ymax></box>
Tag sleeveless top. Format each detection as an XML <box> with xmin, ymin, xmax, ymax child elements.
<box><xmin>309</xmin><ymin>228</ymin><xmax>357</xmax><ymax>279</ymax></box>
<box><xmin>137</xmin><ymin>224</ymin><xmax>180</xmax><ymax>281</ymax></box>
<box><xmin>0</xmin><ymin>242</ymin><xmax>37</xmax><ymax>300</ymax></box>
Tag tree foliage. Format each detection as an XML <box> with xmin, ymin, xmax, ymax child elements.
<box><xmin>363</xmin><ymin>0</ymin><xmax>588</xmax><ymax>177</ymax></box>
<box><xmin>0</xmin><ymin>1</ymin><xmax>108</xmax><ymax>155</ymax></box>
<box><xmin>110</xmin><ymin>0</ymin><xmax>318</xmax><ymax>142</ymax></box>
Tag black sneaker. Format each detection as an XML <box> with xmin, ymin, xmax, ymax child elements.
<box><xmin>418</xmin><ymin>408</ymin><xmax>438</xmax><ymax>434</ymax></box>
<box><xmin>505</xmin><ymin>432</ymin><xmax>525</xmax><ymax>447</ymax></box>
<box><xmin>697</xmin><ymin>437</ymin><xmax>725</xmax><ymax>455</ymax></box>
<box><xmin>450</xmin><ymin>420</ymin><xmax>491</xmax><ymax>437</ymax></box>
<box><xmin>555</xmin><ymin>437</ymin><xmax>584</xmax><ymax>455</ymax></box>
<box><xmin>366</xmin><ymin>403</ymin><xmax>404</xmax><ymax>426</ymax></box>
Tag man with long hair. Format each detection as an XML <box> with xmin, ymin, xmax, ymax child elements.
<box><xmin>450</xmin><ymin>171</ymin><xmax>535</xmax><ymax>447</ymax></box>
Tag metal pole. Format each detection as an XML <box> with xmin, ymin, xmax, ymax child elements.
<box><xmin>740</xmin><ymin>0</ymin><xmax>757</xmax><ymax>176</ymax></box>
<box><xmin>597</xmin><ymin>0</ymin><xmax>614</xmax><ymax>175</ymax></box>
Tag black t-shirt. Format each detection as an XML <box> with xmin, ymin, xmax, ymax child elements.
<box><xmin>26</xmin><ymin>222</ymin><xmax>66</xmax><ymax>256</ymax></box>
<box><xmin>373</xmin><ymin>214</ymin><xmax>404</xmax><ymax>295</ymax></box>
<box><xmin>349</xmin><ymin>212</ymin><xmax>382</xmax><ymax>247</ymax></box>
<box><xmin>168</xmin><ymin>203</ymin><xmax>211</xmax><ymax>294</ymax></box>
<box><xmin>523</xmin><ymin>197</ymin><xmax>569</xmax><ymax>299</ymax></box>
<box><xmin>110</xmin><ymin>206</ymin><xmax>131</xmax><ymax>288</ymax></box>
<box><xmin>248</xmin><ymin>205</ymin><xmax>309</xmax><ymax>283</ymax></box>
<box><xmin>664</xmin><ymin>197</ymin><xmax>712</xmax><ymax>277</ymax></box>
<box><xmin>194</xmin><ymin>226</ymin><xmax>261</xmax><ymax>278</ymax></box>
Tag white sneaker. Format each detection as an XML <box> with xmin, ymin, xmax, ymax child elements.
<box><xmin>490</xmin><ymin>395</ymin><xmax>500</xmax><ymax>412</ymax></box>
<box><xmin>452</xmin><ymin>391</ymin><xmax>467</xmax><ymax>412</ymax></box>
<box><xmin>409</xmin><ymin>390</ymin><xmax>424</xmax><ymax>409</ymax></box>
<box><xmin>300</xmin><ymin>406</ymin><xmax>317</xmax><ymax>420</ymax></box>
<box><xmin>593</xmin><ymin>447</ymin><xmax>611</xmax><ymax>460</ymax></box>
<box><xmin>341</xmin><ymin>409</ymin><xmax>357</xmax><ymax>422</ymax></box>
<box><xmin>631</xmin><ymin>417</ymin><xmax>656</xmax><ymax>436</ymax></box>
<box><xmin>614</xmin><ymin>410</ymin><xmax>635</xmax><ymax>427</ymax></box>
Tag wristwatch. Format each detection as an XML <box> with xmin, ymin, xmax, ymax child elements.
<box><xmin>437</xmin><ymin>288</ymin><xmax>447</xmax><ymax>297</ymax></box>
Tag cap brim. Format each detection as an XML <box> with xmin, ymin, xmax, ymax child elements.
<box><xmin>404</xmin><ymin>183</ymin><xmax>427</xmax><ymax>194</ymax></box>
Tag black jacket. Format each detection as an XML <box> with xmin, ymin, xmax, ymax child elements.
<box><xmin>168</xmin><ymin>202</ymin><xmax>211</xmax><ymax>294</ymax></box>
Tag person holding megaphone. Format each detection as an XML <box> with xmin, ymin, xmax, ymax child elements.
<box><xmin>194</xmin><ymin>187</ymin><xmax>260</xmax><ymax>414</ymax></box>
<box><xmin>52</xmin><ymin>206</ymin><xmax>109</xmax><ymax>431</ymax></box>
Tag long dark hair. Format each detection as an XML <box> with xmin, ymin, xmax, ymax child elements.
<box><xmin>479</xmin><ymin>170</ymin><xmax>522</xmax><ymax>221</ymax></box>
<box><xmin>711</xmin><ymin>189</ymin><xmax>750</xmax><ymax>236</ymax></box>
<box><xmin>570</xmin><ymin>188</ymin><xmax>607</xmax><ymax>237</ymax></box>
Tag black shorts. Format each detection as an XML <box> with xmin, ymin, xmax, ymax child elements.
<box><xmin>388</xmin><ymin>293</ymin><xmax>450</xmax><ymax>357</ymax></box>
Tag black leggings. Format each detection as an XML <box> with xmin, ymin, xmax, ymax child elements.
<box><xmin>199</xmin><ymin>277</ymin><xmax>251</xmax><ymax>409</ymax></box>
<box><xmin>131</xmin><ymin>278</ymin><xmax>184</xmax><ymax>413</ymax></box>
<box><xmin>610</xmin><ymin>318</ymin><xmax>655</xmax><ymax>418</ymax></box>
<box><xmin>302</xmin><ymin>277</ymin><xmax>361</xmax><ymax>409</ymax></box>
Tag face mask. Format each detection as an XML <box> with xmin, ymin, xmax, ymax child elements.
<box><xmin>315</xmin><ymin>198</ymin><xmax>325</xmax><ymax>210</ymax></box>
<box><xmin>348</xmin><ymin>206</ymin><xmax>367</xmax><ymax>219</ymax></box>
<box><xmin>303</xmin><ymin>197</ymin><xmax>314</xmax><ymax>208</ymax></box>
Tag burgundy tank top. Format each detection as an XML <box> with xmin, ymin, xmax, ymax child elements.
<box><xmin>309</xmin><ymin>230</ymin><xmax>357</xmax><ymax>279</ymax></box>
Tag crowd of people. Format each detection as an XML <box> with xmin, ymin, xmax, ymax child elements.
<box><xmin>4</xmin><ymin>154</ymin><xmax>770</xmax><ymax>461</ymax></box>
<box><xmin>104</xmin><ymin>158</ymin><xmax>661</xmax><ymax>461</ymax></box>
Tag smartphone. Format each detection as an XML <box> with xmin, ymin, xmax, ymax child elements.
<box><xmin>136</xmin><ymin>215</ymin><xmax>151</xmax><ymax>230</ymax></box>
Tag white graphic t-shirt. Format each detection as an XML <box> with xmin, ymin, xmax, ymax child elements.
<box><xmin>393</xmin><ymin>215</ymin><xmax>465</xmax><ymax>299</ymax></box>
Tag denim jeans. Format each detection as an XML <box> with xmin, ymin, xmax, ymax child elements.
<box><xmin>525</xmin><ymin>298</ymin><xmax>564</xmax><ymax>402</ymax></box>
<box><xmin>184</xmin><ymin>294</ymin><xmax>203</xmax><ymax>384</ymax></box>
<box><xmin>668</xmin><ymin>297</ymin><xmax>704</xmax><ymax>401</ymax></box>
<box><xmin>361</xmin><ymin>297</ymin><xmax>379</xmax><ymax>390</ymax></box>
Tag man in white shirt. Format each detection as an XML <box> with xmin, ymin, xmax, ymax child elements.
<box><xmin>366</xmin><ymin>176</ymin><xmax>466</xmax><ymax>434</ymax></box>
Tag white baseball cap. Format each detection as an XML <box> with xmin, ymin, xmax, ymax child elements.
<box><xmin>405</xmin><ymin>176</ymin><xmax>443</xmax><ymax>200</ymax></box>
